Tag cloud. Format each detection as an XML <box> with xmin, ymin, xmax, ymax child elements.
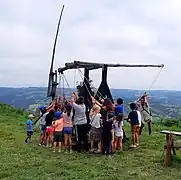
<box><xmin>0</xmin><ymin>0</ymin><xmax>181</xmax><ymax>90</ymax></box>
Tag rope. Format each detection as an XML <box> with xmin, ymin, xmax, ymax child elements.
<box><xmin>62</xmin><ymin>73</ymin><xmax>73</xmax><ymax>96</ymax></box>
<box><xmin>135</xmin><ymin>67</ymin><xmax>163</xmax><ymax>102</ymax></box>
<box><xmin>77</xmin><ymin>69</ymin><xmax>93</xmax><ymax>97</ymax></box>
<box><xmin>148</xmin><ymin>67</ymin><xmax>163</xmax><ymax>92</ymax></box>
<box><xmin>74</xmin><ymin>69</ymin><xmax>76</xmax><ymax>89</ymax></box>
<box><xmin>77</xmin><ymin>68</ymin><xmax>104</xmax><ymax>99</ymax></box>
<box><xmin>62</xmin><ymin>75</ymin><xmax>65</xmax><ymax>99</ymax></box>
<box><xmin>58</xmin><ymin>73</ymin><xmax>62</xmax><ymax>97</ymax></box>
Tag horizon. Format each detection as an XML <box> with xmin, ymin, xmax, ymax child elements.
<box><xmin>0</xmin><ymin>86</ymin><xmax>180</xmax><ymax>92</ymax></box>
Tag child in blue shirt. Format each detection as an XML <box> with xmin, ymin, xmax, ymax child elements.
<box><xmin>114</xmin><ymin>98</ymin><xmax>126</xmax><ymax>142</ymax></box>
<box><xmin>25</xmin><ymin>114</ymin><xmax>34</xmax><ymax>143</ymax></box>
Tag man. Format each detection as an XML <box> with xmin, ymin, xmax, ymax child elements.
<box><xmin>138</xmin><ymin>95</ymin><xmax>152</xmax><ymax>135</ymax></box>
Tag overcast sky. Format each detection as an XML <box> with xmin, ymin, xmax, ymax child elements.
<box><xmin>0</xmin><ymin>0</ymin><xmax>181</xmax><ymax>90</ymax></box>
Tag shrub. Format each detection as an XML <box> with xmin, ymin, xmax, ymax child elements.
<box><xmin>162</xmin><ymin>118</ymin><xmax>179</xmax><ymax>127</ymax></box>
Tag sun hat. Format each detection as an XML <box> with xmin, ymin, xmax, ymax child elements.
<box><xmin>28</xmin><ymin>114</ymin><xmax>35</xmax><ymax>118</ymax></box>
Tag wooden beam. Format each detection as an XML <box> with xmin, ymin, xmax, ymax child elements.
<box><xmin>58</xmin><ymin>60</ymin><xmax>164</xmax><ymax>73</ymax></box>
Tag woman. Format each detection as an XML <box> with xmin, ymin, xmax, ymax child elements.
<box><xmin>91</xmin><ymin>97</ymin><xmax>115</xmax><ymax>156</ymax></box>
<box><xmin>63</xmin><ymin>104</ymin><xmax>73</xmax><ymax>153</ymax></box>
<box><xmin>71</xmin><ymin>92</ymin><xmax>88</xmax><ymax>152</ymax></box>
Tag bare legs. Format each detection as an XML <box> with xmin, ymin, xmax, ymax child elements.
<box><xmin>53</xmin><ymin>142</ymin><xmax>62</xmax><ymax>152</ymax></box>
<box><xmin>90</xmin><ymin>140</ymin><xmax>101</xmax><ymax>153</ymax></box>
<box><xmin>113</xmin><ymin>137</ymin><xmax>123</xmax><ymax>151</ymax></box>
<box><xmin>64</xmin><ymin>134</ymin><xmax>72</xmax><ymax>153</ymax></box>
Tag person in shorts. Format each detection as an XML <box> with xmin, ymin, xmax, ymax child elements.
<box><xmin>25</xmin><ymin>114</ymin><xmax>34</xmax><ymax>144</ymax></box>
<box><xmin>39</xmin><ymin>106</ymin><xmax>49</xmax><ymax>146</ymax></box>
<box><xmin>52</xmin><ymin>111</ymin><xmax>64</xmax><ymax>152</ymax></box>
<box><xmin>63</xmin><ymin>104</ymin><xmax>73</xmax><ymax>153</ymax></box>
<box><xmin>128</xmin><ymin>103</ymin><xmax>141</xmax><ymax>148</ymax></box>
<box><xmin>45</xmin><ymin>109</ymin><xmax>54</xmax><ymax>147</ymax></box>
<box><xmin>113</xmin><ymin>113</ymin><xmax>124</xmax><ymax>151</ymax></box>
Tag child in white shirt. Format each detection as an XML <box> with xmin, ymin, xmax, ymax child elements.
<box><xmin>113</xmin><ymin>113</ymin><xmax>124</xmax><ymax>151</ymax></box>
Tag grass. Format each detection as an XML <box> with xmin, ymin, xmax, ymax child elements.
<box><xmin>1</xmin><ymin>111</ymin><xmax>181</xmax><ymax>180</ymax></box>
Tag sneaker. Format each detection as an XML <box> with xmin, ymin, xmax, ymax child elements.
<box><xmin>58</xmin><ymin>150</ymin><xmax>61</xmax><ymax>153</ymax></box>
<box><xmin>46</xmin><ymin>144</ymin><xmax>49</xmax><ymax>148</ymax></box>
<box><xmin>70</xmin><ymin>150</ymin><xmax>73</xmax><ymax>154</ymax></box>
<box><xmin>136</xmin><ymin>143</ymin><xmax>139</xmax><ymax>146</ymax></box>
<box><xmin>130</xmin><ymin>144</ymin><xmax>136</xmax><ymax>148</ymax></box>
<box><xmin>53</xmin><ymin>150</ymin><xmax>55</xmax><ymax>153</ymax></box>
<box><xmin>38</xmin><ymin>143</ymin><xmax>42</xmax><ymax>146</ymax></box>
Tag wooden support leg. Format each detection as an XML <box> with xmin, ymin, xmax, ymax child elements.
<box><xmin>164</xmin><ymin>134</ymin><xmax>173</xmax><ymax>168</ymax></box>
<box><xmin>172</xmin><ymin>138</ymin><xmax>176</xmax><ymax>155</ymax></box>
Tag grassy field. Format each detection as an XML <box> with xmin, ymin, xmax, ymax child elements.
<box><xmin>1</xmin><ymin>111</ymin><xmax>181</xmax><ymax>180</ymax></box>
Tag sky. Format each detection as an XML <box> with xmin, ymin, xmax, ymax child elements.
<box><xmin>0</xmin><ymin>0</ymin><xmax>181</xmax><ymax>90</ymax></box>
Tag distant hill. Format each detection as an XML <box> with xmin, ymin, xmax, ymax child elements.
<box><xmin>0</xmin><ymin>87</ymin><xmax>181</xmax><ymax>118</ymax></box>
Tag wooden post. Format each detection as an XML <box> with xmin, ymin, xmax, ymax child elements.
<box><xmin>164</xmin><ymin>134</ymin><xmax>173</xmax><ymax>168</ymax></box>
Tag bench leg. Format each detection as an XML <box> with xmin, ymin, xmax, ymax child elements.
<box><xmin>172</xmin><ymin>139</ymin><xmax>176</xmax><ymax>155</ymax></box>
<box><xmin>164</xmin><ymin>134</ymin><xmax>173</xmax><ymax>168</ymax></box>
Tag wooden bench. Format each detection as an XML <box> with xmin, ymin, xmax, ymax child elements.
<box><xmin>160</xmin><ymin>130</ymin><xmax>181</xmax><ymax>168</ymax></box>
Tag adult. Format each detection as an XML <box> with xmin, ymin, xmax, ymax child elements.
<box><xmin>91</xmin><ymin>97</ymin><xmax>115</xmax><ymax>156</ymax></box>
<box><xmin>71</xmin><ymin>92</ymin><xmax>88</xmax><ymax>152</ymax></box>
<box><xmin>137</xmin><ymin>94</ymin><xmax>152</xmax><ymax>135</ymax></box>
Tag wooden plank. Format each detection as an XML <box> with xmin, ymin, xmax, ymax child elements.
<box><xmin>160</xmin><ymin>130</ymin><xmax>181</xmax><ymax>136</ymax></box>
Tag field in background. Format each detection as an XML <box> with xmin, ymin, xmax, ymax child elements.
<box><xmin>1</xmin><ymin>104</ymin><xmax>181</xmax><ymax>179</ymax></box>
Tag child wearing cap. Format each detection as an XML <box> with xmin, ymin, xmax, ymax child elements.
<box><xmin>52</xmin><ymin>111</ymin><xmax>64</xmax><ymax>152</ymax></box>
<box><xmin>25</xmin><ymin>114</ymin><xmax>34</xmax><ymax>144</ymax></box>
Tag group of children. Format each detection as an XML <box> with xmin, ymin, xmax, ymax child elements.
<box><xmin>25</xmin><ymin>92</ymin><xmax>152</xmax><ymax>155</ymax></box>
<box><xmin>26</xmin><ymin>104</ymin><xmax>73</xmax><ymax>153</ymax></box>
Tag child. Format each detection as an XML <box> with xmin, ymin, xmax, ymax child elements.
<box><xmin>25</xmin><ymin>114</ymin><xmax>34</xmax><ymax>144</ymax></box>
<box><xmin>89</xmin><ymin>105</ymin><xmax>102</xmax><ymax>153</ymax></box>
<box><xmin>52</xmin><ymin>111</ymin><xmax>64</xmax><ymax>152</ymax></box>
<box><xmin>113</xmin><ymin>113</ymin><xmax>123</xmax><ymax>151</ymax></box>
<box><xmin>45</xmin><ymin>109</ymin><xmax>54</xmax><ymax>147</ymax></box>
<box><xmin>114</xmin><ymin>98</ymin><xmax>126</xmax><ymax>142</ymax></box>
<box><xmin>39</xmin><ymin>106</ymin><xmax>49</xmax><ymax>146</ymax></box>
<box><xmin>63</xmin><ymin>104</ymin><xmax>73</xmax><ymax>153</ymax></box>
<box><xmin>128</xmin><ymin>103</ymin><xmax>141</xmax><ymax>148</ymax></box>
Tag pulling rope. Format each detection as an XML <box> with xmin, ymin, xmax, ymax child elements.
<box><xmin>74</xmin><ymin>69</ymin><xmax>77</xmax><ymax>89</ymax></box>
<box><xmin>62</xmin><ymin>74</ymin><xmax>65</xmax><ymax>99</ymax></box>
<box><xmin>148</xmin><ymin>67</ymin><xmax>163</xmax><ymax>92</ymax></box>
<box><xmin>77</xmin><ymin>68</ymin><xmax>105</xmax><ymax>100</ymax></box>
<box><xmin>77</xmin><ymin>69</ymin><xmax>93</xmax><ymax>97</ymax></box>
<box><xmin>58</xmin><ymin>73</ymin><xmax>62</xmax><ymax>98</ymax></box>
<box><xmin>134</xmin><ymin>67</ymin><xmax>163</xmax><ymax>104</ymax></box>
<box><xmin>62</xmin><ymin>73</ymin><xmax>73</xmax><ymax>96</ymax></box>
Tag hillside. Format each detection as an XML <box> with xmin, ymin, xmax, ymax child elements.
<box><xmin>0</xmin><ymin>87</ymin><xmax>181</xmax><ymax>118</ymax></box>
<box><xmin>1</xmin><ymin>104</ymin><xmax>181</xmax><ymax>179</ymax></box>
